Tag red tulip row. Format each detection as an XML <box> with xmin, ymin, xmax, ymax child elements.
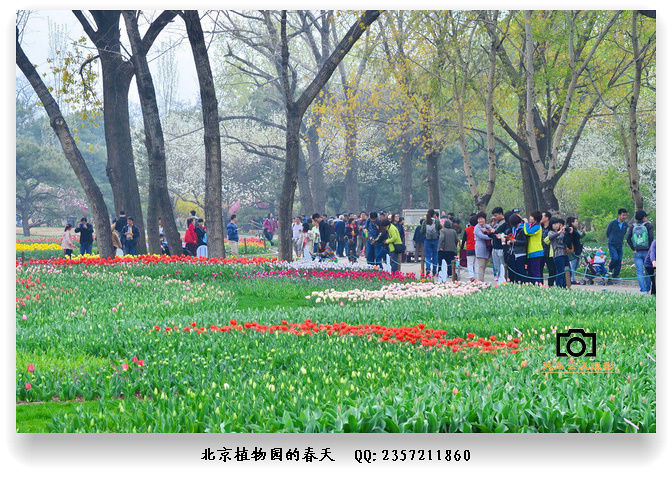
<box><xmin>16</xmin><ymin>254</ymin><xmax>277</xmax><ymax>268</ymax></box>
<box><xmin>152</xmin><ymin>319</ymin><xmax>523</xmax><ymax>353</ymax></box>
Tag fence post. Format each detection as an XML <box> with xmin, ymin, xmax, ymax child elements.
<box><xmin>452</xmin><ymin>259</ymin><xmax>457</xmax><ymax>283</ymax></box>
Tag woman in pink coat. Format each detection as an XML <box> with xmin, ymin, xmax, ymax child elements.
<box><xmin>61</xmin><ymin>224</ymin><xmax>75</xmax><ymax>258</ymax></box>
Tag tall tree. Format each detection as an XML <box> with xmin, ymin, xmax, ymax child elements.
<box><xmin>378</xmin><ymin>11</ymin><xmax>450</xmax><ymax>210</ymax></box>
<box><xmin>448</xmin><ymin>10</ymin><xmax>498</xmax><ymax>212</ymax></box>
<box><xmin>73</xmin><ymin>10</ymin><xmax>176</xmax><ymax>253</ymax></box>
<box><xmin>482</xmin><ymin>10</ymin><xmax>621</xmax><ymax>213</ymax></box>
<box><xmin>622</xmin><ymin>11</ymin><xmax>655</xmax><ymax>210</ymax></box>
<box><xmin>17</xmin><ymin>29</ymin><xmax>114</xmax><ymax>258</ymax></box>
<box><xmin>182</xmin><ymin>10</ymin><xmax>226</xmax><ymax>258</ymax></box>
<box><xmin>274</xmin><ymin>10</ymin><xmax>381</xmax><ymax>260</ymax></box>
<box><xmin>328</xmin><ymin>12</ymin><xmax>379</xmax><ymax>213</ymax></box>
<box><xmin>123</xmin><ymin>10</ymin><xmax>182</xmax><ymax>255</ymax></box>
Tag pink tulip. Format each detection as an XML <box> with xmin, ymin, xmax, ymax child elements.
<box><xmin>122</xmin><ymin>363</ymin><xmax>129</xmax><ymax>371</ymax></box>
<box><xmin>21</xmin><ymin>315</ymin><xmax>27</xmax><ymax>321</ymax></box>
<box><xmin>25</xmin><ymin>382</ymin><xmax>31</xmax><ymax>390</ymax></box>
<box><xmin>112</xmin><ymin>307</ymin><xmax>117</xmax><ymax>312</ymax></box>
<box><xmin>82</xmin><ymin>308</ymin><xmax>87</xmax><ymax>314</ymax></box>
<box><xmin>138</xmin><ymin>360</ymin><xmax>144</xmax><ymax>367</ymax></box>
<box><xmin>27</xmin><ymin>363</ymin><xmax>34</xmax><ymax>372</ymax></box>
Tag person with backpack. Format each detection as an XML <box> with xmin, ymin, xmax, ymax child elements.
<box><xmin>627</xmin><ymin>210</ymin><xmax>654</xmax><ymax>293</ymax></box>
<box><xmin>606</xmin><ymin>208</ymin><xmax>629</xmax><ymax>281</ymax></box>
<box><xmin>421</xmin><ymin>209</ymin><xmax>441</xmax><ymax>277</ymax></box>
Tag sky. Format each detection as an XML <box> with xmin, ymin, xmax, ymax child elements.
<box><xmin>17</xmin><ymin>10</ymin><xmax>201</xmax><ymax>105</ymax></box>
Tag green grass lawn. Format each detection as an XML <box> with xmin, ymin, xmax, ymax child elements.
<box><xmin>17</xmin><ymin>400</ymin><xmax>119</xmax><ymax>433</ymax></box>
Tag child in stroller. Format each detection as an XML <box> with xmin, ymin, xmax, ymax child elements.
<box><xmin>580</xmin><ymin>249</ymin><xmax>610</xmax><ymax>285</ymax></box>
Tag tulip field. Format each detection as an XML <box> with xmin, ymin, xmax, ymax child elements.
<box><xmin>16</xmin><ymin>255</ymin><xmax>655</xmax><ymax>433</ymax></box>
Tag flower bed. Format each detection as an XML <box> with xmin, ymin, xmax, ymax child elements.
<box><xmin>310</xmin><ymin>280</ymin><xmax>488</xmax><ymax>303</ymax></box>
<box><xmin>16</xmin><ymin>259</ymin><xmax>656</xmax><ymax>433</ymax></box>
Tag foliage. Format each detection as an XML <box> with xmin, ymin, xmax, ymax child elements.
<box><xmin>556</xmin><ymin>166</ymin><xmax>632</xmax><ymax>233</ymax></box>
<box><xmin>45</xmin><ymin>36</ymin><xmax>103</xmax><ymax>123</ymax></box>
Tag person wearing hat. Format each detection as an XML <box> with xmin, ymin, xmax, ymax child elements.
<box><xmin>593</xmin><ymin>249</ymin><xmax>607</xmax><ymax>276</ymax></box>
<box><xmin>74</xmin><ymin>217</ymin><xmax>94</xmax><ymax>255</ymax></box>
<box><xmin>606</xmin><ymin>208</ymin><xmax>629</xmax><ymax>281</ymax></box>
<box><xmin>626</xmin><ymin>210</ymin><xmax>654</xmax><ymax>293</ymax></box>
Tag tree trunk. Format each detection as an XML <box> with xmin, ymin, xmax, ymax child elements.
<box><xmin>17</xmin><ymin>33</ymin><xmax>114</xmax><ymax>258</ymax></box>
<box><xmin>480</xmin><ymin>33</ymin><xmax>498</xmax><ymax>213</ymax></box>
<box><xmin>279</xmin><ymin>112</ymin><xmax>302</xmax><ymax>259</ymax></box>
<box><xmin>420</xmin><ymin>103</ymin><xmax>442</xmax><ymax>210</ymax></box>
<box><xmin>297</xmin><ymin>148</ymin><xmax>314</xmax><ymax>215</ymax></box>
<box><xmin>626</xmin><ymin>11</ymin><xmax>644</xmax><ymax>211</ymax></box>
<box><xmin>305</xmin><ymin>122</ymin><xmax>326</xmax><ymax>215</ymax></box>
<box><xmin>276</xmin><ymin>10</ymin><xmax>381</xmax><ymax>261</ymax></box>
<box><xmin>343</xmin><ymin>119</ymin><xmax>360</xmax><ymax>213</ymax></box>
<box><xmin>123</xmin><ymin>11</ymin><xmax>181</xmax><ymax>255</ymax></box>
<box><xmin>74</xmin><ymin>11</ymin><xmax>147</xmax><ymax>254</ymax></box>
<box><xmin>539</xmin><ymin>179</ymin><xmax>561</xmax><ymax>213</ymax></box>
<box><xmin>425</xmin><ymin>145</ymin><xmax>441</xmax><ymax>210</ymax></box>
<box><xmin>183</xmin><ymin>10</ymin><xmax>226</xmax><ymax>258</ymax></box>
<box><xmin>400</xmin><ymin>134</ymin><xmax>416</xmax><ymax>211</ymax></box>
<box><xmin>20</xmin><ymin>204</ymin><xmax>31</xmax><ymax>237</ymax></box>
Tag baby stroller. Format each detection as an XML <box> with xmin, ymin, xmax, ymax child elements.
<box><xmin>315</xmin><ymin>245</ymin><xmax>338</xmax><ymax>262</ymax></box>
<box><xmin>579</xmin><ymin>249</ymin><xmax>610</xmax><ymax>285</ymax></box>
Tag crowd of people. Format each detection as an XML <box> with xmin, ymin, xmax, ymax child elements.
<box><xmin>285</xmin><ymin>206</ymin><xmax>655</xmax><ymax>295</ymax></box>
<box><xmin>58</xmin><ymin>205</ymin><xmax>655</xmax><ymax>296</ymax></box>
<box><xmin>289</xmin><ymin>212</ymin><xmax>409</xmax><ymax>268</ymax></box>
<box><xmin>180</xmin><ymin>209</ymin><xmax>241</xmax><ymax>257</ymax></box>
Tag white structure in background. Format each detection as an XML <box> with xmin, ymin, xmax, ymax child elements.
<box><xmin>438</xmin><ymin>259</ymin><xmax>448</xmax><ymax>283</ymax></box>
<box><xmin>383</xmin><ymin>254</ymin><xmax>392</xmax><ymax>273</ymax></box>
